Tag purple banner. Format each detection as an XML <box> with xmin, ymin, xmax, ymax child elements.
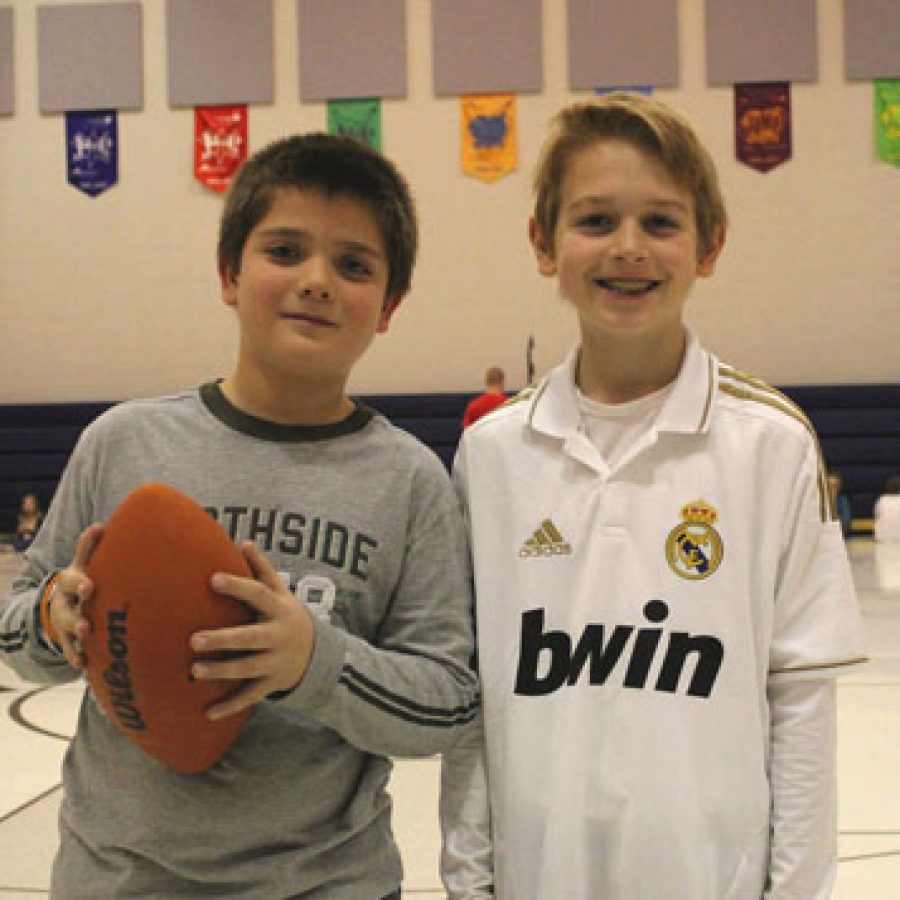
<box><xmin>734</xmin><ymin>83</ymin><xmax>792</xmax><ymax>174</ymax></box>
<box><xmin>66</xmin><ymin>110</ymin><xmax>118</xmax><ymax>197</ymax></box>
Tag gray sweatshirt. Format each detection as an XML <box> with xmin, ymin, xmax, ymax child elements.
<box><xmin>0</xmin><ymin>384</ymin><xmax>478</xmax><ymax>898</ymax></box>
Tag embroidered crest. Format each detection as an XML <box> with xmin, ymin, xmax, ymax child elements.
<box><xmin>665</xmin><ymin>500</ymin><xmax>723</xmax><ymax>580</ymax></box>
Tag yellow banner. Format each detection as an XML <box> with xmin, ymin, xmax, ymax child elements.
<box><xmin>461</xmin><ymin>94</ymin><xmax>516</xmax><ymax>183</ymax></box>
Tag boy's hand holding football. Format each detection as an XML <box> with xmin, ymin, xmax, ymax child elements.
<box><xmin>46</xmin><ymin>523</ymin><xmax>104</xmax><ymax>670</ymax></box>
<box><xmin>190</xmin><ymin>541</ymin><xmax>316</xmax><ymax>720</ymax></box>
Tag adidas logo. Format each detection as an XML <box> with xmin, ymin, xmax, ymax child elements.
<box><xmin>519</xmin><ymin>519</ymin><xmax>572</xmax><ymax>558</ymax></box>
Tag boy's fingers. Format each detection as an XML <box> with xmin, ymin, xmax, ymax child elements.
<box><xmin>72</xmin><ymin>523</ymin><xmax>104</xmax><ymax>571</ymax></box>
<box><xmin>192</xmin><ymin>648</ymin><xmax>271</xmax><ymax>682</ymax></box>
<box><xmin>240</xmin><ymin>541</ymin><xmax>285</xmax><ymax>592</ymax></box>
<box><xmin>59</xmin><ymin>633</ymin><xmax>86</xmax><ymax>670</ymax></box>
<box><xmin>191</xmin><ymin>622</ymin><xmax>270</xmax><ymax>654</ymax></box>
<box><xmin>205</xmin><ymin>681</ymin><xmax>270</xmax><ymax>721</ymax></box>
<box><xmin>210</xmin><ymin>571</ymin><xmax>282</xmax><ymax>617</ymax></box>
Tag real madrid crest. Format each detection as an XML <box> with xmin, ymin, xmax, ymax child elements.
<box><xmin>665</xmin><ymin>500</ymin><xmax>723</xmax><ymax>580</ymax></box>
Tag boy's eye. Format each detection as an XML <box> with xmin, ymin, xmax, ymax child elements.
<box><xmin>266</xmin><ymin>244</ymin><xmax>301</xmax><ymax>263</ymax></box>
<box><xmin>576</xmin><ymin>213</ymin><xmax>615</xmax><ymax>232</ymax></box>
<box><xmin>338</xmin><ymin>256</ymin><xmax>374</xmax><ymax>280</ymax></box>
<box><xmin>643</xmin><ymin>214</ymin><xmax>682</xmax><ymax>233</ymax></box>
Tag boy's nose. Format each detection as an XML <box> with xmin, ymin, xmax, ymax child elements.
<box><xmin>300</xmin><ymin>285</ymin><xmax>330</xmax><ymax>299</ymax></box>
<box><xmin>612</xmin><ymin>221</ymin><xmax>648</xmax><ymax>262</ymax></box>
<box><xmin>298</xmin><ymin>257</ymin><xmax>331</xmax><ymax>299</ymax></box>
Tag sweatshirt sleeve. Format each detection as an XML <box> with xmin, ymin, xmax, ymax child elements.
<box><xmin>275</xmin><ymin>459</ymin><xmax>481</xmax><ymax>758</ymax></box>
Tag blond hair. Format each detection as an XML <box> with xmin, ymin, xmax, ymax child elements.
<box><xmin>532</xmin><ymin>93</ymin><xmax>726</xmax><ymax>259</ymax></box>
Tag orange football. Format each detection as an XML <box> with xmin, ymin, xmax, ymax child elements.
<box><xmin>82</xmin><ymin>483</ymin><xmax>255</xmax><ymax>773</ymax></box>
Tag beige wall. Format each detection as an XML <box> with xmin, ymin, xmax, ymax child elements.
<box><xmin>0</xmin><ymin>0</ymin><xmax>897</xmax><ymax>403</ymax></box>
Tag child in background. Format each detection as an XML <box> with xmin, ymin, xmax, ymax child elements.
<box><xmin>826</xmin><ymin>470</ymin><xmax>853</xmax><ymax>537</ymax></box>
<box><xmin>12</xmin><ymin>492</ymin><xmax>43</xmax><ymax>552</ymax></box>
<box><xmin>440</xmin><ymin>93</ymin><xmax>865</xmax><ymax>899</ymax></box>
<box><xmin>1</xmin><ymin>133</ymin><xmax>479</xmax><ymax>898</ymax></box>
<box><xmin>462</xmin><ymin>366</ymin><xmax>508</xmax><ymax>428</ymax></box>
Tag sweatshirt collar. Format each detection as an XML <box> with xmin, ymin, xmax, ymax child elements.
<box><xmin>200</xmin><ymin>381</ymin><xmax>374</xmax><ymax>442</ymax></box>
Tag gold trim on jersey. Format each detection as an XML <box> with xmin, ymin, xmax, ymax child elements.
<box><xmin>769</xmin><ymin>655</ymin><xmax>868</xmax><ymax>675</ymax></box>
<box><xmin>717</xmin><ymin>366</ymin><xmax>833</xmax><ymax>523</ymax></box>
<box><xmin>697</xmin><ymin>355</ymin><xmax>716</xmax><ymax>433</ymax></box>
<box><xmin>525</xmin><ymin>380</ymin><xmax>550</xmax><ymax>427</ymax></box>
<box><xmin>519</xmin><ymin>519</ymin><xmax>572</xmax><ymax>558</ymax></box>
<box><xmin>504</xmin><ymin>385</ymin><xmax>536</xmax><ymax>409</ymax></box>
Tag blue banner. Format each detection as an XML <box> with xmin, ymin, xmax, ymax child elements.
<box><xmin>66</xmin><ymin>111</ymin><xmax>118</xmax><ymax>197</ymax></box>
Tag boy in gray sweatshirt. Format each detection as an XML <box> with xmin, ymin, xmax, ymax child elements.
<box><xmin>1</xmin><ymin>133</ymin><xmax>479</xmax><ymax>899</ymax></box>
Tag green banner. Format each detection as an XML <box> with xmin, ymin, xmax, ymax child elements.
<box><xmin>328</xmin><ymin>98</ymin><xmax>382</xmax><ymax>152</ymax></box>
<box><xmin>875</xmin><ymin>80</ymin><xmax>900</xmax><ymax>167</ymax></box>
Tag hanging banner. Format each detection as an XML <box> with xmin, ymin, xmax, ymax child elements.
<box><xmin>194</xmin><ymin>105</ymin><xmax>248</xmax><ymax>194</ymax></box>
<box><xmin>328</xmin><ymin>98</ymin><xmax>382</xmax><ymax>151</ymax></box>
<box><xmin>875</xmin><ymin>80</ymin><xmax>900</xmax><ymax>167</ymax></box>
<box><xmin>66</xmin><ymin>111</ymin><xmax>118</xmax><ymax>198</ymax></box>
<box><xmin>595</xmin><ymin>86</ymin><xmax>653</xmax><ymax>96</ymax></box>
<box><xmin>461</xmin><ymin>94</ymin><xmax>517</xmax><ymax>183</ymax></box>
<box><xmin>734</xmin><ymin>83</ymin><xmax>792</xmax><ymax>173</ymax></box>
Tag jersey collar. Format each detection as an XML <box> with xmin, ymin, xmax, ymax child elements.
<box><xmin>527</xmin><ymin>331</ymin><xmax>718</xmax><ymax>444</ymax></box>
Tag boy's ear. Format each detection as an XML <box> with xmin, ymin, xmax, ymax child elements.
<box><xmin>697</xmin><ymin>224</ymin><xmax>726</xmax><ymax>278</ymax></box>
<box><xmin>218</xmin><ymin>258</ymin><xmax>239</xmax><ymax>307</ymax></box>
<box><xmin>376</xmin><ymin>294</ymin><xmax>403</xmax><ymax>333</ymax></box>
<box><xmin>528</xmin><ymin>217</ymin><xmax>557</xmax><ymax>277</ymax></box>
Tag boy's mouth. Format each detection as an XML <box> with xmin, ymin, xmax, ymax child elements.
<box><xmin>284</xmin><ymin>312</ymin><xmax>336</xmax><ymax>328</ymax></box>
<box><xmin>594</xmin><ymin>278</ymin><xmax>662</xmax><ymax>296</ymax></box>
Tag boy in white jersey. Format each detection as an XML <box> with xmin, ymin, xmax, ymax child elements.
<box><xmin>440</xmin><ymin>93</ymin><xmax>866</xmax><ymax>899</ymax></box>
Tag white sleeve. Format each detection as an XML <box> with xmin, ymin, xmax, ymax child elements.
<box><xmin>765</xmin><ymin>678</ymin><xmax>837</xmax><ymax>900</ymax></box>
<box><xmin>439</xmin><ymin>709</ymin><xmax>494</xmax><ymax>899</ymax></box>
<box><xmin>770</xmin><ymin>436</ymin><xmax>865</xmax><ymax>678</ymax></box>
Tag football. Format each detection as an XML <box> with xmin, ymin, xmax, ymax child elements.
<box><xmin>81</xmin><ymin>482</ymin><xmax>255</xmax><ymax>773</ymax></box>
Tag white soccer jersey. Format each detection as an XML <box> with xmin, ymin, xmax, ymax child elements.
<box><xmin>450</xmin><ymin>335</ymin><xmax>865</xmax><ymax>899</ymax></box>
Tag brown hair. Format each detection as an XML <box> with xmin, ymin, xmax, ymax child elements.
<box><xmin>218</xmin><ymin>133</ymin><xmax>418</xmax><ymax>301</ymax></box>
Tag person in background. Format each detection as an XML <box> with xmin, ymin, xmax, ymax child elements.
<box><xmin>827</xmin><ymin>470</ymin><xmax>853</xmax><ymax>538</ymax></box>
<box><xmin>462</xmin><ymin>366</ymin><xmax>508</xmax><ymax>428</ymax></box>
<box><xmin>12</xmin><ymin>492</ymin><xmax>43</xmax><ymax>552</ymax></box>
<box><xmin>874</xmin><ymin>475</ymin><xmax>900</xmax><ymax>590</ymax></box>
<box><xmin>875</xmin><ymin>475</ymin><xmax>900</xmax><ymax>543</ymax></box>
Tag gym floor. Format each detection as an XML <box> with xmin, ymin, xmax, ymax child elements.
<box><xmin>1</xmin><ymin>538</ymin><xmax>898</xmax><ymax>899</ymax></box>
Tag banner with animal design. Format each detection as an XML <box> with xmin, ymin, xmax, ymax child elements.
<box><xmin>328</xmin><ymin>98</ymin><xmax>382</xmax><ymax>151</ymax></box>
<box><xmin>460</xmin><ymin>93</ymin><xmax>517</xmax><ymax>183</ymax></box>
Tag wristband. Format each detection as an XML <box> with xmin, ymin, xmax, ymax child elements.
<box><xmin>39</xmin><ymin>573</ymin><xmax>63</xmax><ymax>650</ymax></box>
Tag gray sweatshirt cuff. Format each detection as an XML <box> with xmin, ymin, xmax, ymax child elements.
<box><xmin>274</xmin><ymin>617</ymin><xmax>346</xmax><ymax>708</ymax></box>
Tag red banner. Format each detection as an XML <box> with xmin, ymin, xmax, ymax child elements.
<box><xmin>734</xmin><ymin>83</ymin><xmax>791</xmax><ymax>174</ymax></box>
<box><xmin>194</xmin><ymin>105</ymin><xmax>248</xmax><ymax>193</ymax></box>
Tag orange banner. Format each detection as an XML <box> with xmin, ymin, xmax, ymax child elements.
<box><xmin>461</xmin><ymin>94</ymin><xmax>516</xmax><ymax>183</ymax></box>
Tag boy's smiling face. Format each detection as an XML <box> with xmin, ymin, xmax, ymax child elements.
<box><xmin>221</xmin><ymin>187</ymin><xmax>399</xmax><ymax>410</ymax></box>
<box><xmin>531</xmin><ymin>139</ymin><xmax>723</xmax><ymax>349</ymax></box>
